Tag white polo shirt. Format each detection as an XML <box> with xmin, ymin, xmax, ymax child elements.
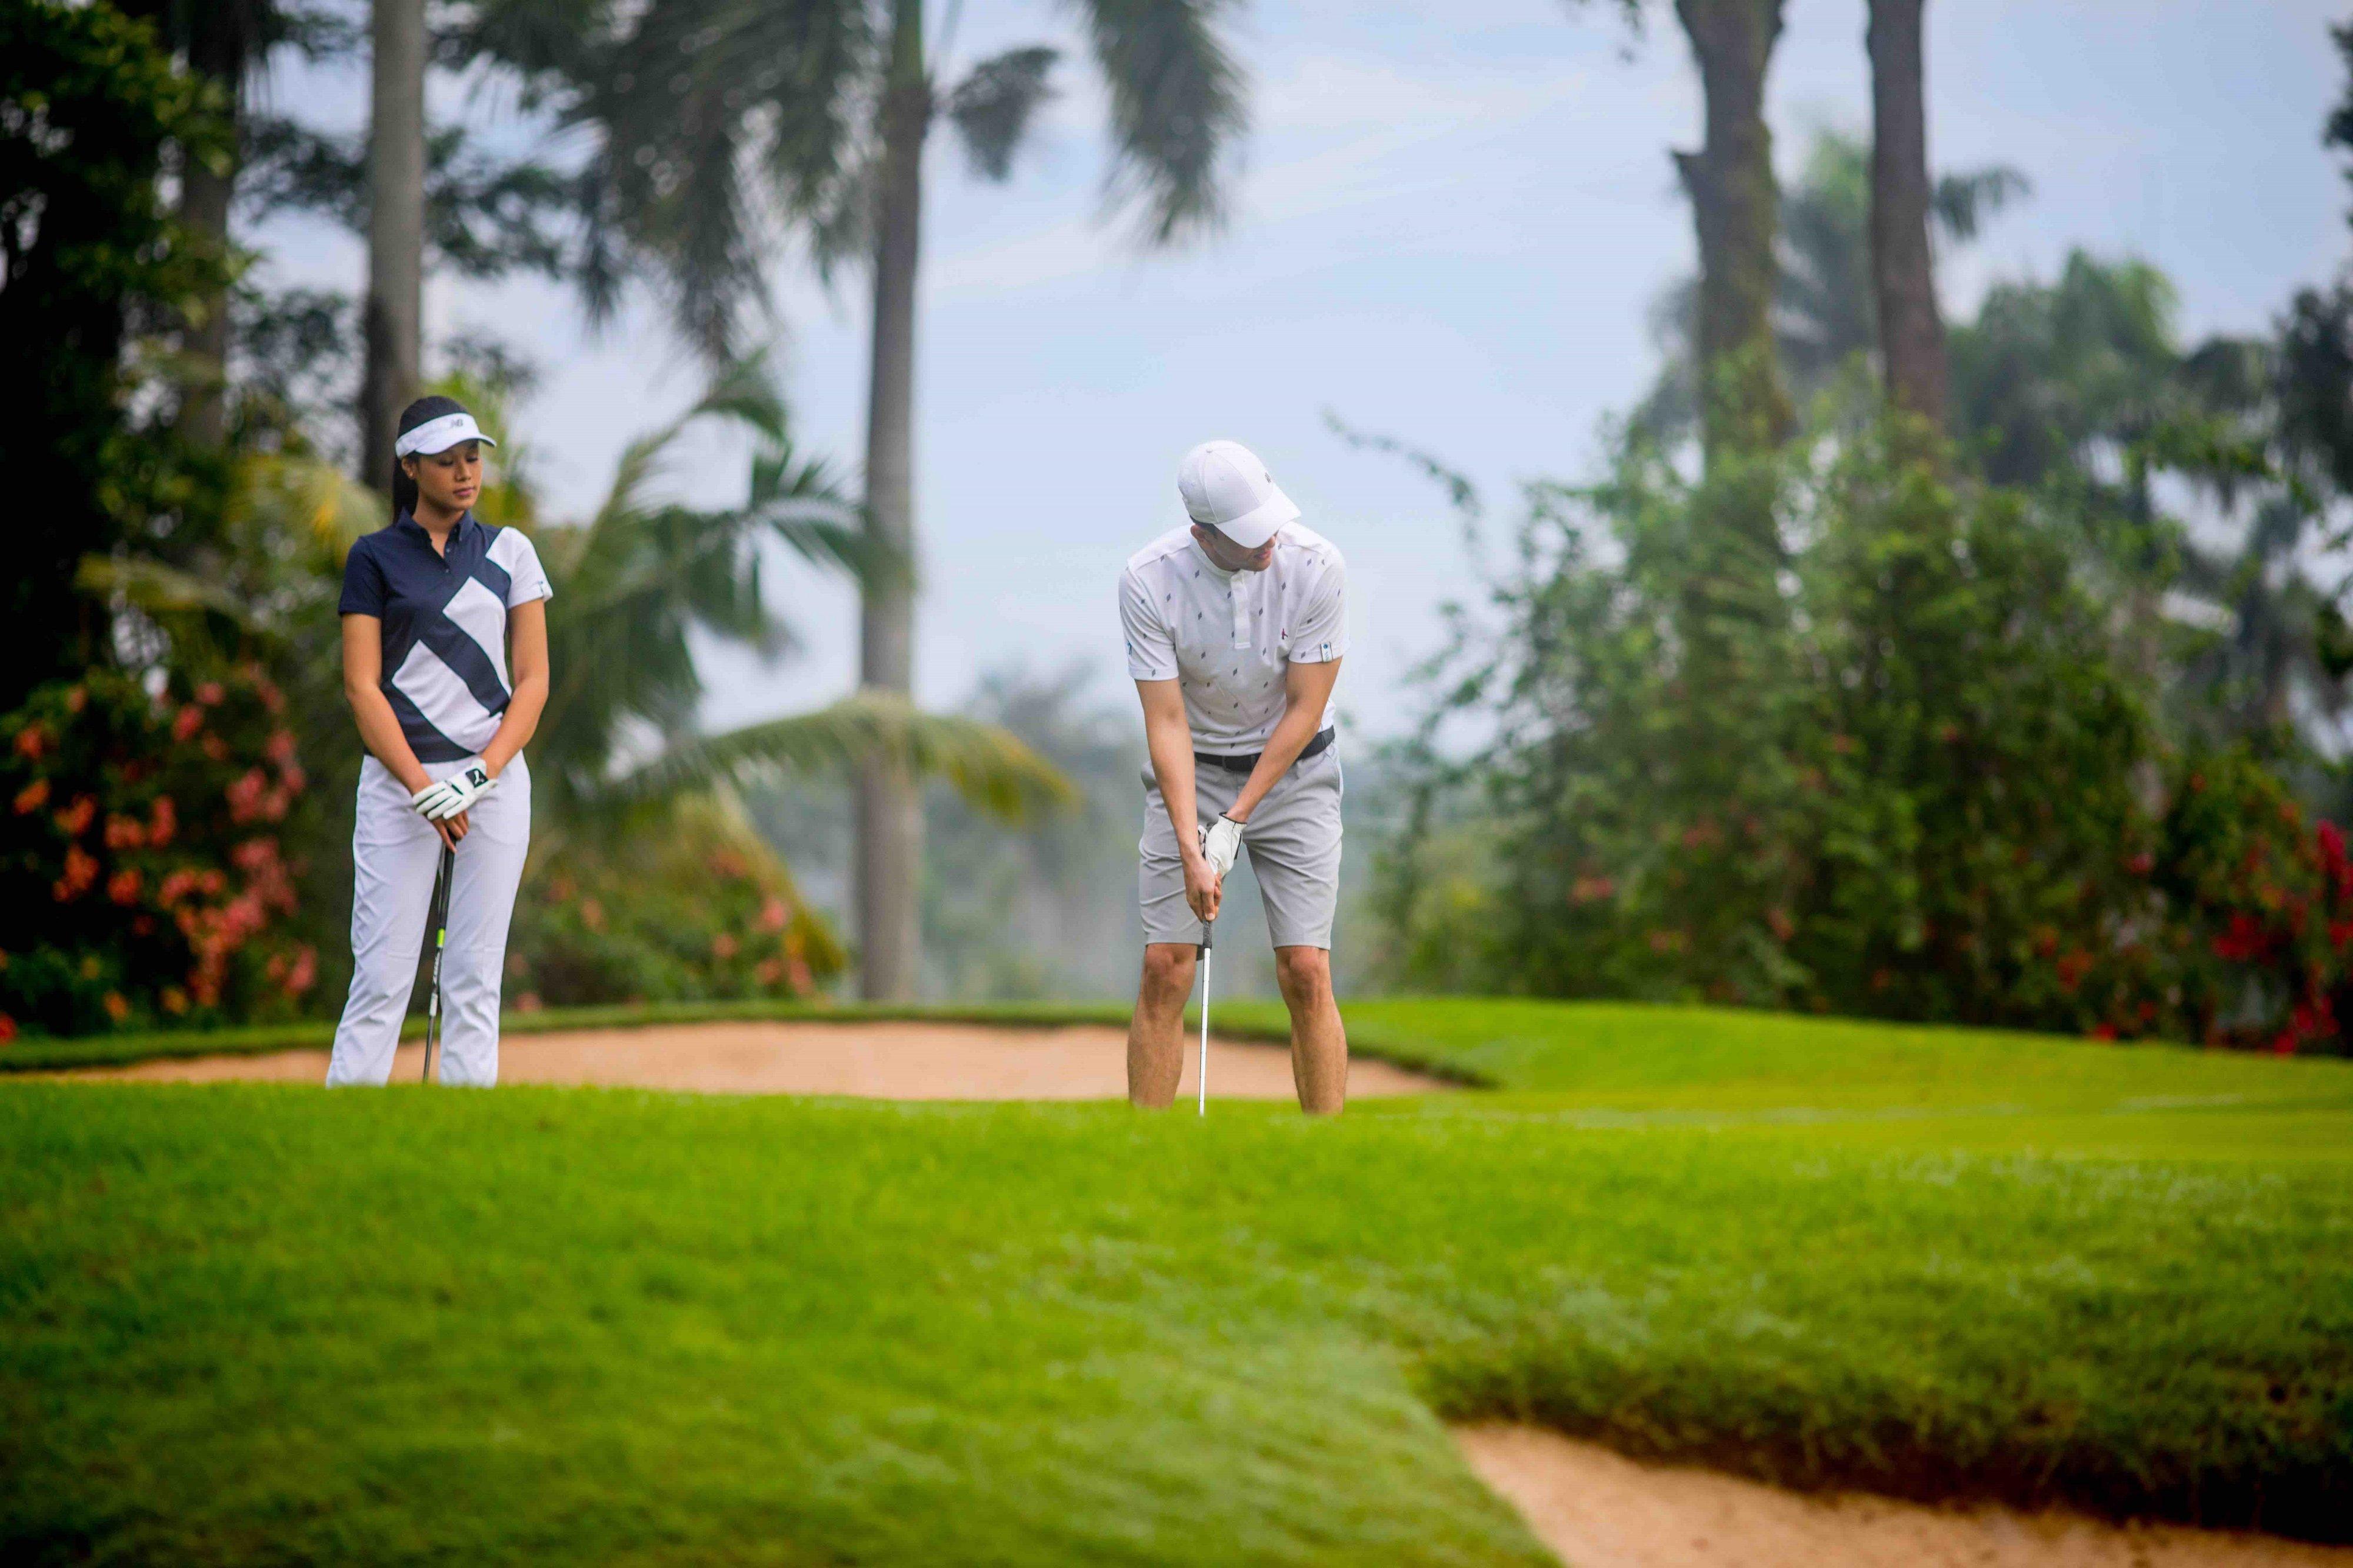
<box><xmin>1119</xmin><ymin>522</ymin><xmax>1347</xmax><ymax>752</ymax></box>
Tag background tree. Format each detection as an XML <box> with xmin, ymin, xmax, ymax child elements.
<box><xmin>466</xmin><ymin>0</ymin><xmax>1250</xmax><ymax>999</ymax></box>
<box><xmin>0</xmin><ymin>0</ymin><xmax>226</xmax><ymax>707</ymax></box>
<box><xmin>1866</xmin><ymin>0</ymin><xmax>1944</xmax><ymax>429</ymax></box>
<box><xmin>360</xmin><ymin>0</ymin><xmax>425</xmax><ymax>488</ymax></box>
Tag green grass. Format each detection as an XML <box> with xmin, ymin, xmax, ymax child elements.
<box><xmin>4</xmin><ymin>999</ymin><xmax>2351</xmax><ymax>1563</ymax></box>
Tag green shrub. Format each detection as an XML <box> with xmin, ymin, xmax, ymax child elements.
<box><xmin>1381</xmin><ymin>413</ymin><xmax>2352</xmax><ymax>1052</ymax></box>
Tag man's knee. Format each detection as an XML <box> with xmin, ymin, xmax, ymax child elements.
<box><xmin>1140</xmin><ymin>942</ymin><xmax>1198</xmax><ymax>996</ymax></box>
<box><xmin>1274</xmin><ymin>945</ymin><xmax>1331</xmax><ymax>1003</ymax></box>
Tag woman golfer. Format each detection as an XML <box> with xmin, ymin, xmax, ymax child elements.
<box><xmin>324</xmin><ymin>396</ymin><xmax>551</xmax><ymax>1086</ymax></box>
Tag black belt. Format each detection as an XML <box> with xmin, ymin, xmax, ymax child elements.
<box><xmin>1195</xmin><ymin>727</ymin><xmax>1335</xmax><ymax>774</ymax></box>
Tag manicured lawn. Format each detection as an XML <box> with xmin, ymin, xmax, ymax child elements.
<box><xmin>3</xmin><ymin>1000</ymin><xmax>2349</xmax><ymax>1563</ymax></box>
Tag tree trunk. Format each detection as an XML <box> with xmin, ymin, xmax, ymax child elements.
<box><xmin>854</xmin><ymin>0</ymin><xmax>928</xmax><ymax>1001</ymax></box>
<box><xmin>176</xmin><ymin>14</ymin><xmax>244</xmax><ymax>450</ymax></box>
<box><xmin>360</xmin><ymin>0</ymin><xmax>426</xmax><ymax>488</ymax></box>
<box><xmin>1671</xmin><ymin>0</ymin><xmax>1791</xmax><ymax>468</ymax></box>
<box><xmin>1867</xmin><ymin>0</ymin><xmax>1947</xmax><ymax>429</ymax></box>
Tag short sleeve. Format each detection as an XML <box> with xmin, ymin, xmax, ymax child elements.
<box><xmin>1288</xmin><ymin>551</ymin><xmax>1347</xmax><ymax>663</ymax></box>
<box><xmin>337</xmin><ymin>538</ymin><xmax>386</xmax><ymax>617</ymax></box>
<box><xmin>490</xmin><ymin>528</ymin><xmax>554</xmax><ymax>607</ymax></box>
<box><xmin>1119</xmin><ymin>566</ymin><xmax>1177</xmax><ymax>681</ymax></box>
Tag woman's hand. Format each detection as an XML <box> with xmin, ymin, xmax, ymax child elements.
<box><xmin>435</xmin><ymin>810</ymin><xmax>470</xmax><ymax>849</ymax></box>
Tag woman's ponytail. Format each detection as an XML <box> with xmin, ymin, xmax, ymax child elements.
<box><xmin>389</xmin><ymin>394</ymin><xmax>471</xmax><ymax>521</ymax></box>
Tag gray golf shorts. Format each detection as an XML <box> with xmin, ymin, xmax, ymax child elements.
<box><xmin>1139</xmin><ymin>745</ymin><xmax>1344</xmax><ymax>950</ymax></box>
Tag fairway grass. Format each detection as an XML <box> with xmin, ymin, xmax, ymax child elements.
<box><xmin>3</xmin><ymin>1000</ymin><xmax>2349</xmax><ymax>1563</ymax></box>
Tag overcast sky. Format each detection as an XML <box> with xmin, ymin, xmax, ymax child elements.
<box><xmin>254</xmin><ymin>0</ymin><xmax>2353</xmax><ymax>739</ymax></box>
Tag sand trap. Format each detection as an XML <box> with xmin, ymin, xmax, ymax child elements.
<box><xmin>59</xmin><ymin>1020</ymin><xmax>1448</xmax><ymax>1100</ymax></box>
<box><xmin>1457</xmin><ymin>1425</ymin><xmax>2352</xmax><ymax>1568</ymax></box>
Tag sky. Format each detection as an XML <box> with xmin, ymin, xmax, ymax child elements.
<box><xmin>253</xmin><ymin>0</ymin><xmax>2353</xmax><ymax>741</ymax></box>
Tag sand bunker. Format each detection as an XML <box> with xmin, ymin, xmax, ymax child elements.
<box><xmin>62</xmin><ymin>1019</ymin><xmax>1448</xmax><ymax>1100</ymax></box>
<box><xmin>1457</xmin><ymin>1425</ymin><xmax>2352</xmax><ymax>1568</ymax></box>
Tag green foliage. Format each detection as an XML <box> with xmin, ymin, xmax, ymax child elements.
<box><xmin>0</xmin><ymin>668</ymin><xmax>319</xmax><ymax>1037</ymax></box>
<box><xmin>1377</xmin><ymin>405</ymin><xmax>2353</xmax><ymax>1053</ymax></box>
<box><xmin>4</xmin><ymin>1007</ymin><xmax>2349</xmax><ymax>1557</ymax></box>
<box><xmin>0</xmin><ymin>0</ymin><xmax>229</xmax><ymax>702</ymax></box>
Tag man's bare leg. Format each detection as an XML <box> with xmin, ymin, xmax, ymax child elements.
<box><xmin>1127</xmin><ymin>942</ymin><xmax>1198</xmax><ymax>1109</ymax></box>
<box><xmin>1274</xmin><ymin>945</ymin><xmax>1347</xmax><ymax>1115</ymax></box>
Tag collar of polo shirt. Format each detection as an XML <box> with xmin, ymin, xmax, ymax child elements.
<box><xmin>394</xmin><ymin>411</ymin><xmax>500</xmax><ymax>458</ymax></box>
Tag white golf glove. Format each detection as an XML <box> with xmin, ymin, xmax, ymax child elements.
<box><xmin>1198</xmin><ymin>814</ymin><xmax>1244</xmax><ymax>878</ymax></box>
<box><xmin>411</xmin><ymin>764</ymin><xmax>497</xmax><ymax>822</ymax></box>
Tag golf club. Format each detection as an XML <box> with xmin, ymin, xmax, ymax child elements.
<box><xmin>422</xmin><ymin>840</ymin><xmax>454</xmax><ymax>1084</ymax></box>
<box><xmin>1197</xmin><ymin>918</ymin><xmax>1214</xmax><ymax>1115</ymax></box>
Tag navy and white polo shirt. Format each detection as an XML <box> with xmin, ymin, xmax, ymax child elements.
<box><xmin>338</xmin><ymin>513</ymin><xmax>553</xmax><ymax>764</ymax></box>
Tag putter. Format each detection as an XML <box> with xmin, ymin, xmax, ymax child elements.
<box><xmin>421</xmin><ymin>840</ymin><xmax>455</xmax><ymax>1084</ymax></box>
<box><xmin>1197</xmin><ymin>918</ymin><xmax>1214</xmax><ymax>1115</ymax></box>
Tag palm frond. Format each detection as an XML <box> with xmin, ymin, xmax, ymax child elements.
<box><xmin>946</xmin><ymin>46</ymin><xmax>1059</xmax><ymax>181</ymax></box>
<box><xmin>1069</xmin><ymin>0</ymin><xmax>1247</xmax><ymax>245</ymax></box>
<box><xmin>606</xmin><ymin>693</ymin><xmax>1076</xmax><ymax>821</ymax></box>
<box><xmin>1933</xmin><ymin>165</ymin><xmax>2031</xmax><ymax>243</ymax></box>
<box><xmin>75</xmin><ymin>556</ymin><xmax>252</xmax><ymax>621</ymax></box>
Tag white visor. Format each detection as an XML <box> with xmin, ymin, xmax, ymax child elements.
<box><xmin>395</xmin><ymin>411</ymin><xmax>499</xmax><ymax>458</ymax></box>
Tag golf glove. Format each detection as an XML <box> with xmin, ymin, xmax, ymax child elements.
<box><xmin>1198</xmin><ymin>814</ymin><xmax>1244</xmax><ymax>878</ymax></box>
<box><xmin>411</xmin><ymin>764</ymin><xmax>496</xmax><ymax>822</ymax></box>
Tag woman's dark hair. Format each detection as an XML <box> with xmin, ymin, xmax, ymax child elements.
<box><xmin>391</xmin><ymin>395</ymin><xmax>471</xmax><ymax>519</ymax></box>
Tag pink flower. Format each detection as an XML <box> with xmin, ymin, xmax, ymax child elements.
<box><xmin>148</xmin><ymin>796</ymin><xmax>177</xmax><ymax>847</ymax></box>
<box><xmin>195</xmin><ymin>681</ymin><xmax>225</xmax><ymax>707</ymax></box>
<box><xmin>172</xmin><ymin>705</ymin><xmax>204</xmax><ymax>742</ymax></box>
<box><xmin>711</xmin><ymin>932</ymin><xmax>739</xmax><ymax>960</ymax></box>
<box><xmin>759</xmin><ymin>896</ymin><xmax>789</xmax><ymax>932</ymax></box>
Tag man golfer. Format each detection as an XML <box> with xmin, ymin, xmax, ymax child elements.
<box><xmin>1121</xmin><ymin>439</ymin><xmax>1349</xmax><ymax>1114</ymax></box>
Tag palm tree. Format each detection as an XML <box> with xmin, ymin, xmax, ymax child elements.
<box><xmin>1866</xmin><ymin>0</ymin><xmax>1942</xmax><ymax>430</ymax></box>
<box><xmin>361</xmin><ymin>0</ymin><xmax>426</xmax><ymax>487</ymax></box>
<box><xmin>462</xmin><ymin>0</ymin><xmax>1248</xmax><ymax>998</ymax></box>
<box><xmin>1631</xmin><ymin>131</ymin><xmax>2027</xmax><ymax>448</ymax></box>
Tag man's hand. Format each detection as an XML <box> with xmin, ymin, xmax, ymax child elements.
<box><xmin>1198</xmin><ymin>815</ymin><xmax>1244</xmax><ymax>878</ymax></box>
<box><xmin>1182</xmin><ymin>845</ymin><xmax>1222</xmax><ymax>924</ymax></box>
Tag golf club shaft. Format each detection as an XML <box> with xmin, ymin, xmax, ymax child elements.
<box><xmin>1198</xmin><ymin>920</ymin><xmax>1214</xmax><ymax>1115</ymax></box>
<box><xmin>424</xmin><ymin>841</ymin><xmax>454</xmax><ymax>1083</ymax></box>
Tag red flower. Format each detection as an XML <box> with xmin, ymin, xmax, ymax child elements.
<box><xmin>106</xmin><ymin>869</ymin><xmax>142</xmax><ymax>906</ymax></box>
<box><xmin>103</xmin><ymin>813</ymin><xmax>145</xmax><ymax>849</ymax></box>
<box><xmin>2124</xmin><ymin>850</ymin><xmax>2155</xmax><ymax>877</ymax></box>
<box><xmin>226</xmin><ymin>768</ymin><xmax>268</xmax><ymax>823</ymax></box>
<box><xmin>53</xmin><ymin>846</ymin><xmax>98</xmax><ymax>902</ymax></box>
<box><xmin>12</xmin><ymin>779</ymin><xmax>48</xmax><ymax>815</ymax></box>
<box><xmin>2056</xmin><ymin>950</ymin><xmax>2094</xmax><ymax>991</ymax></box>
<box><xmin>195</xmin><ymin>681</ymin><xmax>225</xmax><ymax>707</ymax></box>
<box><xmin>172</xmin><ymin>705</ymin><xmax>203</xmax><ymax>742</ymax></box>
<box><xmin>102</xmin><ymin>992</ymin><xmax>130</xmax><ymax>1025</ymax></box>
<box><xmin>148</xmin><ymin>795</ymin><xmax>177</xmax><ymax>847</ymax></box>
<box><xmin>14</xmin><ymin>723</ymin><xmax>46</xmax><ymax>760</ymax></box>
<box><xmin>2271</xmin><ymin>1030</ymin><xmax>2298</xmax><ymax>1057</ymax></box>
<box><xmin>0</xmin><ymin>1013</ymin><xmax>14</xmax><ymax>1045</ymax></box>
<box><xmin>2089</xmin><ymin>1023</ymin><xmax>2118</xmax><ymax>1040</ymax></box>
<box><xmin>284</xmin><ymin>946</ymin><xmax>316</xmax><ymax>996</ymax></box>
<box><xmin>2211</xmin><ymin>912</ymin><xmax>2272</xmax><ymax>962</ymax></box>
<box><xmin>54</xmin><ymin>795</ymin><xmax>95</xmax><ymax>836</ymax></box>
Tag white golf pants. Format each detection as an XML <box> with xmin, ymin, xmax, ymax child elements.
<box><xmin>325</xmin><ymin>754</ymin><xmax>531</xmax><ymax>1087</ymax></box>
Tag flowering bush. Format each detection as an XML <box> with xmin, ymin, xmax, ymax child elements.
<box><xmin>503</xmin><ymin>801</ymin><xmax>842</xmax><ymax>1009</ymax></box>
<box><xmin>2139</xmin><ymin>748</ymin><xmax>2353</xmax><ymax>1052</ymax></box>
<box><xmin>0</xmin><ymin>669</ymin><xmax>318</xmax><ymax>1037</ymax></box>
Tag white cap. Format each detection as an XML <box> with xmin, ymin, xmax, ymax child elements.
<box><xmin>395</xmin><ymin>411</ymin><xmax>499</xmax><ymax>458</ymax></box>
<box><xmin>1177</xmin><ymin>439</ymin><xmax>1299</xmax><ymax>549</ymax></box>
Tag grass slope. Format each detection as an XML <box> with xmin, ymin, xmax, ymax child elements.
<box><xmin>3</xmin><ymin>1000</ymin><xmax>2350</xmax><ymax>1564</ymax></box>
